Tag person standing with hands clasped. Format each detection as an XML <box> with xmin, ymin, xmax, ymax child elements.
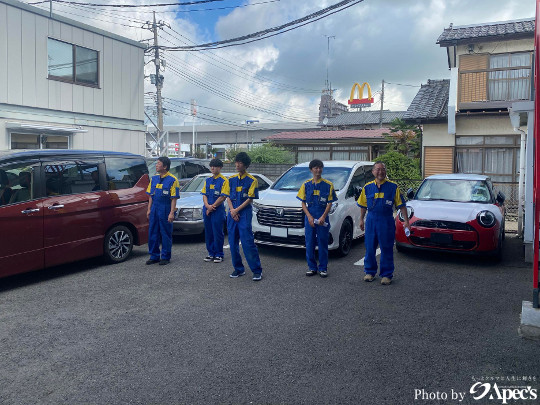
<box><xmin>201</xmin><ymin>159</ymin><xmax>230</xmax><ymax>263</ymax></box>
<box><xmin>146</xmin><ymin>157</ymin><xmax>180</xmax><ymax>266</ymax></box>
<box><xmin>297</xmin><ymin>159</ymin><xmax>337</xmax><ymax>278</ymax></box>
<box><xmin>357</xmin><ymin>161</ymin><xmax>409</xmax><ymax>285</ymax></box>
<box><xmin>227</xmin><ymin>152</ymin><xmax>263</xmax><ymax>281</ymax></box>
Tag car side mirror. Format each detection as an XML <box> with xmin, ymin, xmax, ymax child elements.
<box><xmin>354</xmin><ymin>186</ymin><xmax>362</xmax><ymax>200</ymax></box>
<box><xmin>406</xmin><ymin>188</ymin><xmax>415</xmax><ymax>200</ymax></box>
<box><xmin>496</xmin><ymin>191</ymin><xmax>506</xmax><ymax>204</ymax></box>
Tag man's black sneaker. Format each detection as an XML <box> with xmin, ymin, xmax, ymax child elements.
<box><xmin>159</xmin><ymin>259</ymin><xmax>170</xmax><ymax>265</ymax></box>
<box><xmin>306</xmin><ymin>270</ymin><xmax>317</xmax><ymax>276</ymax></box>
<box><xmin>146</xmin><ymin>259</ymin><xmax>159</xmax><ymax>265</ymax></box>
<box><xmin>319</xmin><ymin>270</ymin><xmax>328</xmax><ymax>278</ymax></box>
<box><xmin>204</xmin><ymin>256</ymin><xmax>214</xmax><ymax>262</ymax></box>
<box><xmin>230</xmin><ymin>270</ymin><xmax>246</xmax><ymax>278</ymax></box>
<box><xmin>213</xmin><ymin>257</ymin><xmax>224</xmax><ymax>263</ymax></box>
<box><xmin>252</xmin><ymin>273</ymin><xmax>262</xmax><ymax>281</ymax></box>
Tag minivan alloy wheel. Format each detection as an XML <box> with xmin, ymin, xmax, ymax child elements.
<box><xmin>104</xmin><ymin>225</ymin><xmax>134</xmax><ymax>263</ymax></box>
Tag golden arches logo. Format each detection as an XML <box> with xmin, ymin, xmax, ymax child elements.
<box><xmin>348</xmin><ymin>82</ymin><xmax>374</xmax><ymax>105</ymax></box>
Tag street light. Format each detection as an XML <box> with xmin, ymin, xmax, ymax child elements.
<box><xmin>246</xmin><ymin>120</ymin><xmax>259</xmax><ymax>150</ymax></box>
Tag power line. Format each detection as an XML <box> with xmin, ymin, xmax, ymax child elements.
<box><xmin>30</xmin><ymin>0</ymin><xmax>224</xmax><ymax>7</ymax></box>
<box><xmin>157</xmin><ymin>0</ymin><xmax>364</xmax><ymax>51</ymax></box>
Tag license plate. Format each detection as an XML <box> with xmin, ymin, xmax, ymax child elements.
<box><xmin>430</xmin><ymin>233</ymin><xmax>453</xmax><ymax>244</ymax></box>
<box><xmin>270</xmin><ymin>227</ymin><xmax>288</xmax><ymax>238</ymax></box>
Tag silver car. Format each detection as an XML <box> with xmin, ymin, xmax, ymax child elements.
<box><xmin>173</xmin><ymin>172</ymin><xmax>273</xmax><ymax>236</ymax></box>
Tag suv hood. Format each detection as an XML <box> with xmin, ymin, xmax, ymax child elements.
<box><xmin>409</xmin><ymin>200</ymin><xmax>501</xmax><ymax>223</ymax></box>
<box><xmin>256</xmin><ymin>189</ymin><xmax>305</xmax><ymax>208</ymax></box>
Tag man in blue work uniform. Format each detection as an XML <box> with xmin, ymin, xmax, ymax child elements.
<box><xmin>297</xmin><ymin>159</ymin><xmax>337</xmax><ymax>278</ymax></box>
<box><xmin>146</xmin><ymin>156</ymin><xmax>180</xmax><ymax>266</ymax></box>
<box><xmin>227</xmin><ymin>152</ymin><xmax>263</xmax><ymax>281</ymax></box>
<box><xmin>357</xmin><ymin>161</ymin><xmax>410</xmax><ymax>285</ymax></box>
<box><xmin>201</xmin><ymin>158</ymin><xmax>230</xmax><ymax>263</ymax></box>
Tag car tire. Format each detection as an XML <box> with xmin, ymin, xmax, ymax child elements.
<box><xmin>337</xmin><ymin>219</ymin><xmax>353</xmax><ymax>257</ymax></box>
<box><xmin>104</xmin><ymin>225</ymin><xmax>134</xmax><ymax>264</ymax></box>
<box><xmin>492</xmin><ymin>230</ymin><xmax>503</xmax><ymax>262</ymax></box>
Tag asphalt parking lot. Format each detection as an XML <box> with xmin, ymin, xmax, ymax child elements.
<box><xmin>1</xmin><ymin>234</ymin><xmax>538</xmax><ymax>405</ymax></box>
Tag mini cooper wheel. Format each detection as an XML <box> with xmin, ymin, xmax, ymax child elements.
<box><xmin>337</xmin><ymin>219</ymin><xmax>353</xmax><ymax>257</ymax></box>
<box><xmin>104</xmin><ymin>225</ymin><xmax>134</xmax><ymax>264</ymax></box>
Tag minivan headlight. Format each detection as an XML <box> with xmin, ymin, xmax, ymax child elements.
<box><xmin>477</xmin><ymin>210</ymin><xmax>496</xmax><ymax>228</ymax></box>
<box><xmin>252</xmin><ymin>202</ymin><xmax>261</xmax><ymax>213</ymax></box>
<box><xmin>398</xmin><ymin>206</ymin><xmax>414</xmax><ymax>222</ymax></box>
<box><xmin>329</xmin><ymin>203</ymin><xmax>338</xmax><ymax>215</ymax></box>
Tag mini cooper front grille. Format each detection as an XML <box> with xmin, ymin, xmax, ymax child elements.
<box><xmin>413</xmin><ymin>220</ymin><xmax>474</xmax><ymax>231</ymax></box>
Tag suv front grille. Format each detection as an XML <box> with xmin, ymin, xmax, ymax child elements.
<box><xmin>256</xmin><ymin>206</ymin><xmax>304</xmax><ymax>228</ymax></box>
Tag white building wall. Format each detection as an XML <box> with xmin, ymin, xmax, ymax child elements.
<box><xmin>456</xmin><ymin>115</ymin><xmax>516</xmax><ymax>135</ymax></box>
<box><xmin>0</xmin><ymin>0</ymin><xmax>145</xmax><ymax>154</ymax></box>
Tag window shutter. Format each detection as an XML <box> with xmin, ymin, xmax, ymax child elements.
<box><xmin>424</xmin><ymin>147</ymin><xmax>454</xmax><ymax>177</ymax></box>
<box><xmin>459</xmin><ymin>54</ymin><xmax>489</xmax><ymax>103</ymax></box>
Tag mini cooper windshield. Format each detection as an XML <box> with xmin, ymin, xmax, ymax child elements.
<box><xmin>415</xmin><ymin>179</ymin><xmax>492</xmax><ymax>203</ymax></box>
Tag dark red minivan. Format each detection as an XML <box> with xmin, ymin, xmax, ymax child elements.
<box><xmin>0</xmin><ymin>150</ymin><xmax>150</xmax><ymax>278</ymax></box>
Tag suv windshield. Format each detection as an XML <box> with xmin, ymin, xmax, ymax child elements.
<box><xmin>415</xmin><ymin>179</ymin><xmax>492</xmax><ymax>203</ymax></box>
<box><xmin>272</xmin><ymin>167</ymin><xmax>352</xmax><ymax>191</ymax></box>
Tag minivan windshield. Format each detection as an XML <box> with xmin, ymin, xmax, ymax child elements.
<box><xmin>415</xmin><ymin>179</ymin><xmax>492</xmax><ymax>203</ymax></box>
<box><xmin>272</xmin><ymin>167</ymin><xmax>352</xmax><ymax>191</ymax></box>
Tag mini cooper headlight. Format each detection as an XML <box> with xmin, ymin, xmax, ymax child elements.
<box><xmin>398</xmin><ymin>206</ymin><xmax>414</xmax><ymax>222</ymax></box>
<box><xmin>477</xmin><ymin>210</ymin><xmax>496</xmax><ymax>228</ymax></box>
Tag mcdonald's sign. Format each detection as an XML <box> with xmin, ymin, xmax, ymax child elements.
<box><xmin>348</xmin><ymin>82</ymin><xmax>374</xmax><ymax>107</ymax></box>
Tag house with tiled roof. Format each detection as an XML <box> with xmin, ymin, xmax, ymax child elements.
<box><xmin>264</xmin><ymin>128</ymin><xmax>389</xmax><ymax>163</ymax></box>
<box><xmin>322</xmin><ymin>110</ymin><xmax>406</xmax><ymax>129</ymax></box>
<box><xmin>406</xmin><ymin>18</ymin><xmax>533</xmax><ymax>181</ymax></box>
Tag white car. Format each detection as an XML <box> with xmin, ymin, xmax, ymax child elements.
<box><xmin>173</xmin><ymin>172</ymin><xmax>273</xmax><ymax>236</ymax></box>
<box><xmin>252</xmin><ymin>161</ymin><xmax>374</xmax><ymax>256</ymax></box>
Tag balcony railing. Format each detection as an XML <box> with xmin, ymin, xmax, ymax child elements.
<box><xmin>459</xmin><ymin>65</ymin><xmax>532</xmax><ymax>108</ymax></box>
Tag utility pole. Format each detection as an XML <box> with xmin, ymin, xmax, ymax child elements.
<box><xmin>379</xmin><ymin>79</ymin><xmax>385</xmax><ymax>128</ymax></box>
<box><xmin>143</xmin><ymin>13</ymin><xmax>166</xmax><ymax>156</ymax></box>
<box><xmin>325</xmin><ymin>35</ymin><xmax>335</xmax><ymax>118</ymax></box>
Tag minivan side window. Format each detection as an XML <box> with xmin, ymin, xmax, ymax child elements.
<box><xmin>105</xmin><ymin>157</ymin><xmax>148</xmax><ymax>190</ymax></box>
<box><xmin>1</xmin><ymin>163</ymin><xmax>35</xmax><ymax>205</ymax></box>
<box><xmin>184</xmin><ymin>161</ymin><xmax>199</xmax><ymax>178</ymax></box>
<box><xmin>346</xmin><ymin>167</ymin><xmax>364</xmax><ymax>198</ymax></box>
<box><xmin>44</xmin><ymin>161</ymin><xmax>100</xmax><ymax>196</ymax></box>
<box><xmin>255</xmin><ymin>176</ymin><xmax>270</xmax><ymax>191</ymax></box>
<box><xmin>198</xmin><ymin>162</ymin><xmax>210</xmax><ymax>174</ymax></box>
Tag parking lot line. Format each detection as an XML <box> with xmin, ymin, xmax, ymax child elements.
<box><xmin>354</xmin><ymin>247</ymin><xmax>381</xmax><ymax>266</ymax></box>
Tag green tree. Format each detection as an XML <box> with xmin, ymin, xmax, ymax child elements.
<box><xmin>248</xmin><ymin>143</ymin><xmax>295</xmax><ymax>164</ymax></box>
<box><xmin>383</xmin><ymin>118</ymin><xmax>421</xmax><ymax>159</ymax></box>
<box><xmin>376</xmin><ymin>151</ymin><xmax>421</xmax><ymax>180</ymax></box>
<box><xmin>225</xmin><ymin>146</ymin><xmax>248</xmax><ymax>162</ymax></box>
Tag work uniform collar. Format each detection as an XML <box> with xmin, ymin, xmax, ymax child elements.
<box><xmin>159</xmin><ymin>171</ymin><xmax>170</xmax><ymax>178</ymax></box>
<box><xmin>212</xmin><ymin>174</ymin><xmax>221</xmax><ymax>179</ymax></box>
<box><xmin>237</xmin><ymin>172</ymin><xmax>248</xmax><ymax>180</ymax></box>
<box><xmin>311</xmin><ymin>177</ymin><xmax>323</xmax><ymax>184</ymax></box>
<box><xmin>375</xmin><ymin>178</ymin><xmax>388</xmax><ymax>187</ymax></box>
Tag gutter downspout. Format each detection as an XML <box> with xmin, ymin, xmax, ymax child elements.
<box><xmin>515</xmin><ymin>126</ymin><xmax>527</xmax><ymax>236</ymax></box>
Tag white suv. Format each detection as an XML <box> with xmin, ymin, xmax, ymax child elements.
<box><xmin>252</xmin><ymin>161</ymin><xmax>374</xmax><ymax>256</ymax></box>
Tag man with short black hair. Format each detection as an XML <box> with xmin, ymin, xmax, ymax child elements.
<box><xmin>201</xmin><ymin>158</ymin><xmax>230</xmax><ymax>263</ymax></box>
<box><xmin>227</xmin><ymin>152</ymin><xmax>263</xmax><ymax>281</ymax></box>
<box><xmin>146</xmin><ymin>156</ymin><xmax>180</xmax><ymax>266</ymax></box>
<box><xmin>297</xmin><ymin>159</ymin><xmax>337</xmax><ymax>278</ymax></box>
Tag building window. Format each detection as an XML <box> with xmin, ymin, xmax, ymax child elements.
<box><xmin>48</xmin><ymin>38</ymin><xmax>99</xmax><ymax>87</ymax></box>
<box><xmin>489</xmin><ymin>52</ymin><xmax>531</xmax><ymax>101</ymax></box>
<box><xmin>456</xmin><ymin>135</ymin><xmax>519</xmax><ymax>182</ymax></box>
<box><xmin>10</xmin><ymin>133</ymin><xmax>70</xmax><ymax>150</ymax></box>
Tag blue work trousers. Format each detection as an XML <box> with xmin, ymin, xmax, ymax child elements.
<box><xmin>227</xmin><ymin>208</ymin><xmax>262</xmax><ymax>275</ymax></box>
<box><xmin>305</xmin><ymin>206</ymin><xmax>330</xmax><ymax>272</ymax></box>
<box><xmin>148</xmin><ymin>202</ymin><xmax>173</xmax><ymax>261</ymax></box>
<box><xmin>364</xmin><ymin>212</ymin><xmax>396</xmax><ymax>278</ymax></box>
<box><xmin>203</xmin><ymin>205</ymin><xmax>226</xmax><ymax>258</ymax></box>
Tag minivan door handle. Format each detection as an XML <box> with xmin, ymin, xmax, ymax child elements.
<box><xmin>21</xmin><ymin>208</ymin><xmax>40</xmax><ymax>214</ymax></box>
<box><xmin>48</xmin><ymin>204</ymin><xmax>65</xmax><ymax>210</ymax></box>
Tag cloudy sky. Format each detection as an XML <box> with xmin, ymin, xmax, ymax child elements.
<box><xmin>32</xmin><ymin>0</ymin><xmax>536</xmax><ymax>127</ymax></box>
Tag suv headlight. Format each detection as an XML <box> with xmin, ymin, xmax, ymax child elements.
<box><xmin>252</xmin><ymin>202</ymin><xmax>262</xmax><ymax>213</ymax></box>
<box><xmin>398</xmin><ymin>206</ymin><xmax>414</xmax><ymax>222</ymax></box>
<box><xmin>329</xmin><ymin>202</ymin><xmax>338</xmax><ymax>215</ymax></box>
<box><xmin>177</xmin><ymin>207</ymin><xmax>203</xmax><ymax>221</ymax></box>
<box><xmin>477</xmin><ymin>210</ymin><xmax>496</xmax><ymax>228</ymax></box>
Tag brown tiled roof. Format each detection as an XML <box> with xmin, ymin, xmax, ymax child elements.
<box><xmin>265</xmin><ymin>128</ymin><xmax>388</xmax><ymax>141</ymax></box>
<box><xmin>403</xmin><ymin>79</ymin><xmax>449</xmax><ymax>122</ymax></box>
<box><xmin>437</xmin><ymin>18</ymin><xmax>534</xmax><ymax>46</ymax></box>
